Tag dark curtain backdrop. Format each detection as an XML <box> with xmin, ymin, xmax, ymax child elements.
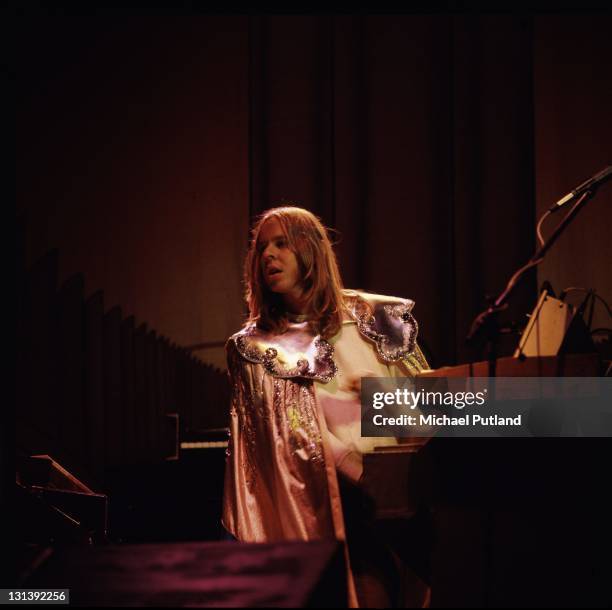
<box><xmin>247</xmin><ymin>15</ymin><xmax>535</xmax><ymax>366</ymax></box>
<box><xmin>18</xmin><ymin>13</ymin><xmax>610</xmax><ymax>371</ymax></box>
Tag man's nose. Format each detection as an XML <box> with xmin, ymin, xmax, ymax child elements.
<box><xmin>263</xmin><ymin>244</ymin><xmax>277</xmax><ymax>259</ymax></box>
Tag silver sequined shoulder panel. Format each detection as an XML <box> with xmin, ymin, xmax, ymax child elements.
<box><xmin>230</xmin><ymin>323</ymin><xmax>338</xmax><ymax>383</ymax></box>
<box><xmin>346</xmin><ymin>292</ymin><xmax>419</xmax><ymax>363</ymax></box>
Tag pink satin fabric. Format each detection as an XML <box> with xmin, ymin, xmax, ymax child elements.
<box><xmin>222</xmin><ymin>292</ymin><xmax>430</xmax><ymax>607</ymax></box>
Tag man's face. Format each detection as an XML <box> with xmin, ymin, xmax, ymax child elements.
<box><xmin>258</xmin><ymin>217</ymin><xmax>303</xmax><ymax>302</ymax></box>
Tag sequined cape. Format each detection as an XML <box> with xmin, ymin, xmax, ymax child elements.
<box><xmin>221</xmin><ymin>290</ymin><xmax>429</xmax><ymax>607</ymax></box>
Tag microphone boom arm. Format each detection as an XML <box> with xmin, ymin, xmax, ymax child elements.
<box><xmin>467</xmin><ymin>187</ymin><xmax>597</xmax><ymax>348</ymax></box>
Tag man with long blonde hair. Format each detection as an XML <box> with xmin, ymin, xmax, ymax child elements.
<box><xmin>222</xmin><ymin>205</ymin><xmax>430</xmax><ymax>607</ymax></box>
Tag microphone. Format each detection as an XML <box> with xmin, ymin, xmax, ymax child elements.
<box><xmin>549</xmin><ymin>165</ymin><xmax>612</xmax><ymax>212</ymax></box>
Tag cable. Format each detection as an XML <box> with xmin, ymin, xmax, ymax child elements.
<box><xmin>536</xmin><ymin>209</ymin><xmax>551</xmax><ymax>247</ymax></box>
<box><xmin>560</xmin><ymin>287</ymin><xmax>612</xmax><ymax>320</ymax></box>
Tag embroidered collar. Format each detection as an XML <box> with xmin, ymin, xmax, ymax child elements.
<box><xmin>234</xmin><ymin>321</ymin><xmax>338</xmax><ymax>382</ymax></box>
<box><xmin>231</xmin><ymin>291</ymin><xmax>419</xmax><ymax>382</ymax></box>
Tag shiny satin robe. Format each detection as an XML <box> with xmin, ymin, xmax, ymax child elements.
<box><xmin>222</xmin><ymin>290</ymin><xmax>429</xmax><ymax>607</ymax></box>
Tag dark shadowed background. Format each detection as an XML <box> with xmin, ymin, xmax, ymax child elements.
<box><xmin>17</xmin><ymin>13</ymin><xmax>612</xmax><ymax>368</ymax></box>
<box><xmin>13</xmin><ymin>11</ymin><xmax>612</xmax><ymax>607</ymax></box>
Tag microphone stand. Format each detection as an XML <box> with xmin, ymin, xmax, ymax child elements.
<box><xmin>465</xmin><ymin>181</ymin><xmax>604</xmax><ymax>610</ymax></box>
<box><xmin>466</xmin><ymin>188</ymin><xmax>598</xmax><ymax>375</ymax></box>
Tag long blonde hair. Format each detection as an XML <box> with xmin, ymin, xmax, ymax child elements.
<box><xmin>244</xmin><ymin>206</ymin><xmax>345</xmax><ymax>338</ymax></box>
